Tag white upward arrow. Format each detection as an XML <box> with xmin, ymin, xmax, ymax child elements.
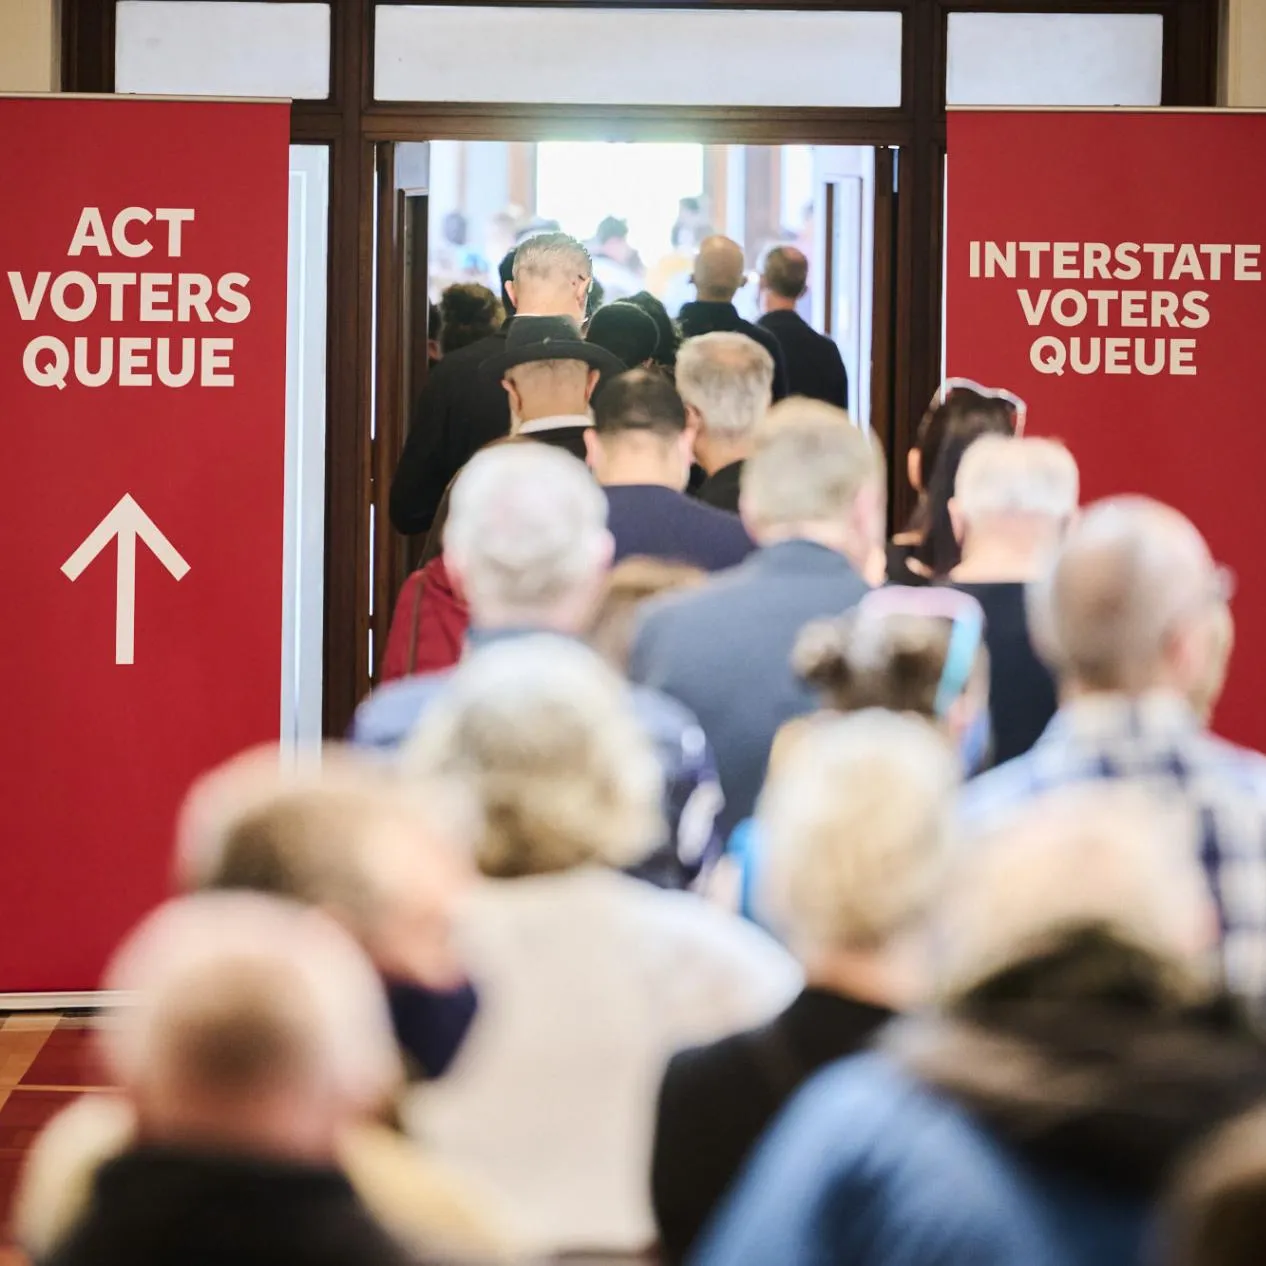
<box><xmin>61</xmin><ymin>494</ymin><xmax>190</xmax><ymax>666</ymax></box>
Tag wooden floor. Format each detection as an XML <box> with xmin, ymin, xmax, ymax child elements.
<box><xmin>0</xmin><ymin>1014</ymin><xmax>104</xmax><ymax>1264</ymax></box>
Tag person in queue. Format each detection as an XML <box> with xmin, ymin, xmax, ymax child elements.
<box><xmin>774</xmin><ymin>585</ymin><xmax>992</xmax><ymax>776</ymax></box>
<box><xmin>947</xmin><ymin>434</ymin><xmax>1079</xmax><ymax>763</ymax></box>
<box><xmin>398</xmin><ymin>636</ymin><xmax>800</xmax><ymax>1258</ymax></box>
<box><xmin>694</xmin><ymin>787</ymin><xmax>1266</xmax><ymax>1266</ymax></box>
<box><xmin>677</xmin><ymin>235</ymin><xmax>788</xmax><ymax>401</ymax></box>
<box><xmin>390</xmin><ymin>232</ymin><xmax>616</xmax><ymax>536</ymax></box>
<box><xmin>39</xmin><ymin>893</ymin><xmax>423</xmax><ymax>1266</ymax></box>
<box><xmin>887</xmin><ymin>380</ymin><xmax>1018</xmax><ymax>583</ymax></box>
<box><xmin>586</xmin><ymin>558</ymin><xmax>706</xmax><ymax>673</ymax></box>
<box><xmin>355</xmin><ymin>443</ymin><xmax>726</xmax><ymax>890</ymax></box>
<box><xmin>677</xmin><ymin>332</ymin><xmax>775</xmax><ymax>514</ymax></box>
<box><xmin>962</xmin><ymin>495</ymin><xmax>1266</xmax><ymax>1013</ymax></box>
<box><xmin>757</xmin><ymin>245</ymin><xmax>849</xmax><ymax>410</ymax></box>
<box><xmin>585</xmin><ymin>300</ymin><xmax>661</xmax><ymax>370</ymax></box>
<box><xmin>438</xmin><ymin>282</ymin><xmax>504</xmax><ymax>357</ymax></box>
<box><xmin>586</xmin><ymin>369</ymin><xmax>754</xmax><ymax>572</ymax></box>
<box><xmin>484</xmin><ymin>313</ymin><xmax>625</xmax><ymax>463</ymax></box>
<box><xmin>651</xmin><ymin>710</ymin><xmax>959</xmax><ymax>1264</ymax></box>
<box><xmin>626</xmin><ymin>290</ymin><xmax>680</xmax><ymax>374</ymax></box>
<box><xmin>629</xmin><ymin>398</ymin><xmax>883</xmax><ymax>834</ymax></box>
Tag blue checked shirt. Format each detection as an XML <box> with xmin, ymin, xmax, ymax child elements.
<box><xmin>960</xmin><ymin>691</ymin><xmax>1266</xmax><ymax>1013</ymax></box>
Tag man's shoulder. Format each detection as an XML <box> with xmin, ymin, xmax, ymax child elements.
<box><xmin>350</xmin><ymin>671</ymin><xmax>452</xmax><ymax>748</ymax></box>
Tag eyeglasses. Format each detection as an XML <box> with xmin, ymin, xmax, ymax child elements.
<box><xmin>927</xmin><ymin>378</ymin><xmax>1027</xmax><ymax>437</ymax></box>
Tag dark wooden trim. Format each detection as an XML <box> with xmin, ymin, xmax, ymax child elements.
<box><xmin>360</xmin><ymin>106</ymin><xmax>910</xmax><ymax>145</ymax></box>
<box><xmin>60</xmin><ymin>0</ymin><xmax>115</xmax><ymax>93</ymax></box>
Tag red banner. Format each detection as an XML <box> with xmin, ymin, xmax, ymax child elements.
<box><xmin>0</xmin><ymin>98</ymin><xmax>290</xmax><ymax>992</ymax></box>
<box><xmin>946</xmin><ymin>109</ymin><xmax>1266</xmax><ymax>752</ymax></box>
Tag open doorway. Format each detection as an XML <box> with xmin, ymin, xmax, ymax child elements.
<box><xmin>419</xmin><ymin>140</ymin><xmax>886</xmax><ymax>432</ymax></box>
<box><xmin>370</xmin><ymin>136</ymin><xmax>897</xmax><ymax>680</ymax></box>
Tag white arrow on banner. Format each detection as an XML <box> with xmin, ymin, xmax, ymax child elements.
<box><xmin>61</xmin><ymin>494</ymin><xmax>190</xmax><ymax>666</ymax></box>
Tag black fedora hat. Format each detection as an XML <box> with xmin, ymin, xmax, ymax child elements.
<box><xmin>484</xmin><ymin>315</ymin><xmax>627</xmax><ymax>378</ymax></box>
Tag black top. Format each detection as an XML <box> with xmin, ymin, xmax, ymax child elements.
<box><xmin>677</xmin><ymin>301</ymin><xmax>789</xmax><ymax>402</ymax></box>
<box><xmin>694</xmin><ymin>460</ymin><xmax>743</xmax><ymax>514</ymax></box>
<box><xmin>390</xmin><ymin>326</ymin><xmax>511</xmax><ymax>537</ymax></box>
<box><xmin>47</xmin><ymin>1145</ymin><xmax>419</xmax><ymax>1266</ymax></box>
<box><xmin>951</xmin><ymin>580</ymin><xmax>1058</xmax><ymax>766</ymax></box>
<box><xmin>885</xmin><ymin>538</ymin><xmax>932</xmax><ymax>587</ymax></box>
<box><xmin>757</xmin><ymin>309</ymin><xmax>849</xmax><ymax>411</ymax></box>
<box><xmin>651</xmin><ymin>988</ymin><xmax>892</xmax><ymax>1265</ymax></box>
<box><xmin>604</xmin><ymin>484</ymin><xmax>753</xmax><ymax>573</ymax></box>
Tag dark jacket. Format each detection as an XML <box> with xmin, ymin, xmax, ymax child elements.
<box><xmin>390</xmin><ymin>326</ymin><xmax>512</xmax><ymax>537</ymax></box>
<box><xmin>652</xmin><ymin>989</ymin><xmax>891</xmax><ymax>1265</ymax></box>
<box><xmin>605</xmin><ymin>484</ymin><xmax>753</xmax><ymax>572</ymax></box>
<box><xmin>678</xmin><ymin>301</ymin><xmax>789</xmax><ymax>402</ymax></box>
<box><xmin>694</xmin><ymin>460</ymin><xmax>743</xmax><ymax>515</ymax></box>
<box><xmin>46</xmin><ymin>1146</ymin><xmax>419</xmax><ymax>1266</ymax></box>
<box><xmin>628</xmin><ymin>540</ymin><xmax>869</xmax><ymax>833</ymax></box>
<box><xmin>951</xmin><ymin>580</ymin><xmax>1058</xmax><ymax>765</ymax></box>
<box><xmin>695</xmin><ymin>932</ymin><xmax>1266</xmax><ymax>1266</ymax></box>
<box><xmin>757</xmin><ymin>309</ymin><xmax>849</xmax><ymax>410</ymax></box>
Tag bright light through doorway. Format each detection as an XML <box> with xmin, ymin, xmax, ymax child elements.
<box><xmin>535</xmin><ymin>142</ymin><xmax>705</xmax><ymax>261</ymax></box>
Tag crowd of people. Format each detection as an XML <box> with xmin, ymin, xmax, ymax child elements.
<box><xmin>18</xmin><ymin>229</ymin><xmax>1266</xmax><ymax>1266</ymax></box>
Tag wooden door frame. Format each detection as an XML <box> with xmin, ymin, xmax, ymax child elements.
<box><xmin>62</xmin><ymin>0</ymin><xmax>1221</xmax><ymax>738</ymax></box>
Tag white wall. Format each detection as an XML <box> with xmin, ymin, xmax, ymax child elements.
<box><xmin>0</xmin><ymin>0</ymin><xmax>58</xmax><ymax>91</ymax></box>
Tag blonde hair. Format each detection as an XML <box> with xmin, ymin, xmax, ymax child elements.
<box><xmin>586</xmin><ymin>556</ymin><xmax>705</xmax><ymax>671</ymax></box>
<box><xmin>939</xmin><ymin>785</ymin><xmax>1213</xmax><ymax>1003</ymax></box>
<box><xmin>759</xmin><ymin>710</ymin><xmax>959</xmax><ymax>952</ymax></box>
<box><xmin>404</xmin><ymin>636</ymin><xmax>663</xmax><ymax>877</ymax></box>
<box><xmin>954</xmin><ymin>435</ymin><xmax>1079</xmax><ymax>522</ymax></box>
<box><xmin>101</xmin><ymin>892</ymin><xmax>403</xmax><ymax>1109</ymax></box>
<box><xmin>676</xmin><ymin>332</ymin><xmax>774</xmax><ymax>441</ymax></box>
<box><xmin>741</xmin><ymin>397</ymin><xmax>882</xmax><ymax>529</ymax></box>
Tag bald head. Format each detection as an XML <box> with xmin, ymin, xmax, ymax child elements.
<box><xmin>693</xmin><ymin>236</ymin><xmax>747</xmax><ymax>302</ymax></box>
<box><xmin>1029</xmin><ymin>496</ymin><xmax>1220</xmax><ymax>694</ymax></box>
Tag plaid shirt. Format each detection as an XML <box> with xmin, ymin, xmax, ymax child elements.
<box><xmin>960</xmin><ymin>691</ymin><xmax>1266</xmax><ymax>1012</ymax></box>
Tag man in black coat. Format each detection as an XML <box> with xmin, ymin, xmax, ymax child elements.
<box><xmin>757</xmin><ymin>245</ymin><xmax>849</xmax><ymax>410</ymax></box>
<box><xmin>678</xmin><ymin>236</ymin><xmax>789</xmax><ymax>402</ymax></box>
<box><xmin>390</xmin><ymin>231</ymin><xmax>618</xmax><ymax>537</ymax></box>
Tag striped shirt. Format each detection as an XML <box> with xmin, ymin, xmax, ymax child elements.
<box><xmin>960</xmin><ymin>691</ymin><xmax>1266</xmax><ymax>1011</ymax></box>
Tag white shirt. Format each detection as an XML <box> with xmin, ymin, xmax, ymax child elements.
<box><xmin>516</xmin><ymin>413</ymin><xmax>592</xmax><ymax>436</ymax></box>
<box><xmin>402</xmin><ymin>868</ymin><xmax>801</xmax><ymax>1256</ymax></box>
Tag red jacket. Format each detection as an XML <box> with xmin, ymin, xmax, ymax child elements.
<box><xmin>380</xmin><ymin>557</ymin><xmax>469</xmax><ymax>682</ymax></box>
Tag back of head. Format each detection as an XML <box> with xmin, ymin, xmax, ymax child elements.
<box><xmin>762</xmin><ymin>245</ymin><xmax>810</xmax><ymax>301</ymax></box>
<box><xmin>586</xmin><ymin>301</ymin><xmax>660</xmax><ymax>369</ymax></box>
<box><xmin>626</xmin><ymin>291</ymin><xmax>680</xmax><ymax>370</ymax></box>
<box><xmin>512</xmin><ymin>231</ymin><xmax>592</xmax><ymax>308</ymax></box>
<box><xmin>404</xmin><ymin>636</ymin><xmax>663</xmax><ymax>878</ymax></box>
<box><xmin>741</xmin><ymin>396</ymin><xmax>881</xmax><ymax>533</ymax></box>
<box><xmin>1166</xmin><ymin>1105</ymin><xmax>1266</xmax><ymax>1266</ymax></box>
<box><xmin>592</xmin><ymin>367</ymin><xmax>686</xmax><ymax>439</ymax></box>
<box><xmin>439</xmin><ymin>282</ymin><xmax>504</xmax><ymax>355</ymax></box>
<box><xmin>443</xmin><ymin>443</ymin><xmax>610</xmax><ymax>621</ymax></box>
<box><xmin>936</xmin><ymin>785</ymin><xmax>1212</xmax><ymax>1006</ymax></box>
<box><xmin>676</xmin><ymin>331</ymin><xmax>774</xmax><ymax>443</ymax></box>
<box><xmin>955</xmin><ymin>435</ymin><xmax>1079</xmax><ymax>524</ymax></box>
<box><xmin>692</xmin><ymin>235</ymin><xmax>747</xmax><ymax>302</ymax></box>
<box><xmin>794</xmin><ymin>589</ymin><xmax>987</xmax><ymax>722</ymax></box>
<box><xmin>1028</xmin><ymin>495</ymin><xmax>1216</xmax><ymax>692</ymax></box>
<box><xmin>586</xmin><ymin>556</ymin><xmax>705</xmax><ymax>671</ymax></box>
<box><xmin>102</xmin><ymin>892</ymin><xmax>402</xmax><ymax>1130</ymax></box>
<box><xmin>759</xmin><ymin>710</ymin><xmax>959</xmax><ymax>955</ymax></box>
<box><xmin>911</xmin><ymin>389</ymin><xmax>1017</xmax><ymax>575</ymax></box>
